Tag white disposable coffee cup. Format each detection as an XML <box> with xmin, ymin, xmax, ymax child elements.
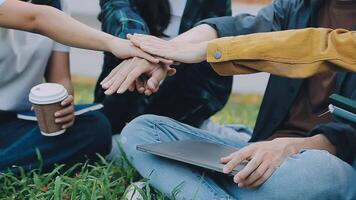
<box><xmin>29</xmin><ymin>83</ymin><xmax>68</xmax><ymax>136</ymax></box>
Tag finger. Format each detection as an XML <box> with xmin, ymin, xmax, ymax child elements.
<box><xmin>128</xmin><ymin>35</ymin><xmax>144</xmax><ymax>48</ymax></box>
<box><xmin>105</xmin><ymin>59</ymin><xmax>135</xmax><ymax>95</ymax></box>
<box><xmin>102</xmin><ymin>59</ymin><xmax>132</xmax><ymax>89</ymax></box>
<box><xmin>235</xmin><ymin>154</ymin><xmax>263</xmax><ymax>183</ymax></box>
<box><xmin>239</xmin><ymin>156</ymin><xmax>269</xmax><ymax>187</ymax></box>
<box><xmin>55</xmin><ymin>113</ymin><xmax>75</xmax><ymax>124</ymax></box>
<box><xmin>167</xmin><ymin>67</ymin><xmax>176</xmax><ymax>76</ymax></box>
<box><xmin>128</xmin><ymin>82</ymin><xmax>135</xmax><ymax>92</ymax></box>
<box><xmin>62</xmin><ymin>119</ymin><xmax>75</xmax><ymax>129</ymax></box>
<box><xmin>101</xmin><ymin>59</ymin><xmax>131</xmax><ymax>86</ymax></box>
<box><xmin>129</xmin><ymin>33</ymin><xmax>163</xmax><ymax>43</ymax></box>
<box><xmin>136</xmin><ymin>76</ymin><xmax>145</xmax><ymax>94</ymax></box>
<box><xmin>61</xmin><ymin>95</ymin><xmax>74</xmax><ymax>106</ymax></box>
<box><xmin>55</xmin><ymin>105</ymin><xmax>75</xmax><ymax>117</ymax></box>
<box><xmin>249</xmin><ymin>165</ymin><xmax>277</xmax><ymax>188</ymax></box>
<box><xmin>221</xmin><ymin>154</ymin><xmax>234</xmax><ymax>164</ymax></box>
<box><xmin>222</xmin><ymin>148</ymin><xmax>250</xmax><ymax>174</ymax></box>
<box><xmin>144</xmin><ymin>88</ymin><xmax>153</xmax><ymax>96</ymax></box>
<box><xmin>147</xmin><ymin>68</ymin><xmax>166</xmax><ymax>91</ymax></box>
<box><xmin>102</xmin><ymin>69</ymin><xmax>123</xmax><ymax>89</ymax></box>
<box><xmin>157</xmin><ymin>57</ymin><xmax>174</xmax><ymax>65</ymax></box>
<box><xmin>100</xmin><ymin>62</ymin><xmax>122</xmax><ymax>86</ymax></box>
<box><xmin>117</xmin><ymin>64</ymin><xmax>148</xmax><ymax>94</ymax></box>
<box><xmin>240</xmin><ymin>159</ymin><xmax>268</xmax><ymax>187</ymax></box>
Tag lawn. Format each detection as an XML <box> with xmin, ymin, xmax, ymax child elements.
<box><xmin>0</xmin><ymin>77</ymin><xmax>262</xmax><ymax>199</ymax></box>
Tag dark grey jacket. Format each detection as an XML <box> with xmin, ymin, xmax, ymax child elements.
<box><xmin>201</xmin><ymin>0</ymin><xmax>356</xmax><ymax>164</ymax></box>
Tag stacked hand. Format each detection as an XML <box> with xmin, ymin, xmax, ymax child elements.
<box><xmin>101</xmin><ymin>57</ymin><xmax>176</xmax><ymax>96</ymax></box>
<box><xmin>221</xmin><ymin>138</ymin><xmax>303</xmax><ymax>188</ymax></box>
<box><xmin>101</xmin><ymin>34</ymin><xmax>208</xmax><ymax>95</ymax></box>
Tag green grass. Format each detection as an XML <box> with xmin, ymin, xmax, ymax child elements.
<box><xmin>0</xmin><ymin>78</ymin><xmax>262</xmax><ymax>199</ymax></box>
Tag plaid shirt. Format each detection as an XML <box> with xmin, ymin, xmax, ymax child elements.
<box><xmin>96</xmin><ymin>0</ymin><xmax>233</xmax><ymax>128</ymax></box>
<box><xmin>98</xmin><ymin>0</ymin><xmax>232</xmax><ymax>39</ymax></box>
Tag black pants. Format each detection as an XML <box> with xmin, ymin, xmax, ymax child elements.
<box><xmin>0</xmin><ymin>111</ymin><xmax>112</xmax><ymax>173</ymax></box>
<box><xmin>95</xmin><ymin>54</ymin><xmax>232</xmax><ymax>133</ymax></box>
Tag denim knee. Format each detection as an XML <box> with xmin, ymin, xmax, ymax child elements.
<box><xmin>120</xmin><ymin>114</ymin><xmax>168</xmax><ymax>150</ymax></box>
<box><xmin>296</xmin><ymin>150</ymin><xmax>356</xmax><ymax>197</ymax></box>
<box><xmin>257</xmin><ymin>150</ymin><xmax>356</xmax><ymax>200</ymax></box>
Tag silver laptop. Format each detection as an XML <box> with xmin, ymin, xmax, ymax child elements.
<box><xmin>137</xmin><ymin>140</ymin><xmax>246</xmax><ymax>175</ymax></box>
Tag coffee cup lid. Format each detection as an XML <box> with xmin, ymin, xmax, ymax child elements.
<box><xmin>29</xmin><ymin>83</ymin><xmax>68</xmax><ymax>105</ymax></box>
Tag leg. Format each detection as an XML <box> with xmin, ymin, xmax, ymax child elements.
<box><xmin>121</xmin><ymin>115</ymin><xmax>249</xmax><ymax>199</ymax></box>
<box><xmin>217</xmin><ymin>150</ymin><xmax>356</xmax><ymax>200</ymax></box>
<box><xmin>0</xmin><ymin>111</ymin><xmax>112</xmax><ymax>172</ymax></box>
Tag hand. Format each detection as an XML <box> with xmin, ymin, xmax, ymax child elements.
<box><xmin>128</xmin><ymin>34</ymin><xmax>208</xmax><ymax>63</ymax></box>
<box><xmin>221</xmin><ymin>138</ymin><xmax>303</xmax><ymax>188</ymax></box>
<box><xmin>108</xmin><ymin>37</ymin><xmax>173</xmax><ymax>65</ymax></box>
<box><xmin>101</xmin><ymin>57</ymin><xmax>176</xmax><ymax>95</ymax></box>
<box><xmin>54</xmin><ymin>95</ymin><xmax>75</xmax><ymax>129</ymax></box>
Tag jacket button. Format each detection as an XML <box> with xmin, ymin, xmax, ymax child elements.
<box><xmin>214</xmin><ymin>51</ymin><xmax>222</xmax><ymax>59</ymax></box>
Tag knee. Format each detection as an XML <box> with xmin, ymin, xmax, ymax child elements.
<box><xmin>120</xmin><ymin>114</ymin><xmax>166</xmax><ymax>150</ymax></box>
<box><xmin>260</xmin><ymin>150</ymin><xmax>356</xmax><ymax>199</ymax></box>
<box><xmin>296</xmin><ymin>150</ymin><xmax>356</xmax><ymax>196</ymax></box>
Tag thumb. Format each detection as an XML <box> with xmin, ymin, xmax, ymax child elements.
<box><xmin>147</xmin><ymin>68</ymin><xmax>167</xmax><ymax>92</ymax></box>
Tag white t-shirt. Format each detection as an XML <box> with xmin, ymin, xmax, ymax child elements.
<box><xmin>163</xmin><ymin>0</ymin><xmax>187</xmax><ymax>38</ymax></box>
<box><xmin>0</xmin><ymin>0</ymin><xmax>70</xmax><ymax>111</ymax></box>
<box><xmin>0</xmin><ymin>0</ymin><xmax>5</xmax><ymax>6</ymax></box>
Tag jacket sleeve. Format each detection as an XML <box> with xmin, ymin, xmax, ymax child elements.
<box><xmin>99</xmin><ymin>0</ymin><xmax>149</xmax><ymax>39</ymax></box>
<box><xmin>310</xmin><ymin>122</ymin><xmax>356</xmax><ymax>164</ymax></box>
<box><xmin>197</xmin><ymin>0</ymin><xmax>290</xmax><ymax>37</ymax></box>
<box><xmin>206</xmin><ymin>28</ymin><xmax>356</xmax><ymax>78</ymax></box>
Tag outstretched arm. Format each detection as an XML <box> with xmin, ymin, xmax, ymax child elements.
<box><xmin>0</xmin><ymin>0</ymin><xmax>158</xmax><ymax>63</ymax></box>
<box><xmin>128</xmin><ymin>28</ymin><xmax>356</xmax><ymax>78</ymax></box>
<box><xmin>207</xmin><ymin>28</ymin><xmax>356</xmax><ymax>78</ymax></box>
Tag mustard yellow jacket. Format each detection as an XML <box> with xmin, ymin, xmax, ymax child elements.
<box><xmin>207</xmin><ymin>28</ymin><xmax>356</xmax><ymax>78</ymax></box>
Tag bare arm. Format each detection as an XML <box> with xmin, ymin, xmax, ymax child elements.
<box><xmin>171</xmin><ymin>24</ymin><xmax>218</xmax><ymax>43</ymax></box>
<box><xmin>45</xmin><ymin>51</ymin><xmax>75</xmax><ymax>129</ymax></box>
<box><xmin>45</xmin><ymin>51</ymin><xmax>73</xmax><ymax>95</ymax></box>
<box><xmin>0</xmin><ymin>0</ymin><xmax>159</xmax><ymax>63</ymax></box>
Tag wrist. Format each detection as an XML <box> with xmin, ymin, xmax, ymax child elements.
<box><xmin>104</xmin><ymin>35</ymin><xmax>119</xmax><ymax>52</ymax></box>
<box><xmin>195</xmin><ymin>41</ymin><xmax>208</xmax><ymax>62</ymax></box>
<box><xmin>298</xmin><ymin>134</ymin><xmax>336</xmax><ymax>155</ymax></box>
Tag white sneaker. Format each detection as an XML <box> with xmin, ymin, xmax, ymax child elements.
<box><xmin>124</xmin><ymin>181</ymin><xmax>146</xmax><ymax>200</ymax></box>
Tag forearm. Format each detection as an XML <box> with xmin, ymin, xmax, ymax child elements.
<box><xmin>207</xmin><ymin>28</ymin><xmax>356</xmax><ymax>78</ymax></box>
<box><xmin>0</xmin><ymin>0</ymin><xmax>115</xmax><ymax>52</ymax></box>
<box><xmin>171</xmin><ymin>24</ymin><xmax>218</xmax><ymax>43</ymax></box>
<box><xmin>45</xmin><ymin>52</ymin><xmax>74</xmax><ymax>95</ymax></box>
<box><xmin>53</xmin><ymin>78</ymin><xmax>74</xmax><ymax>96</ymax></box>
<box><xmin>33</xmin><ymin>6</ymin><xmax>115</xmax><ymax>52</ymax></box>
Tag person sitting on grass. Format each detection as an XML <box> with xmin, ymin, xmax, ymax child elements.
<box><xmin>101</xmin><ymin>0</ymin><xmax>356</xmax><ymax>199</ymax></box>
<box><xmin>0</xmin><ymin>0</ymin><xmax>168</xmax><ymax>172</ymax></box>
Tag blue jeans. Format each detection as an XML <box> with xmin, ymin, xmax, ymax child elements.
<box><xmin>0</xmin><ymin>111</ymin><xmax>112</xmax><ymax>172</ymax></box>
<box><xmin>120</xmin><ymin>115</ymin><xmax>356</xmax><ymax>200</ymax></box>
